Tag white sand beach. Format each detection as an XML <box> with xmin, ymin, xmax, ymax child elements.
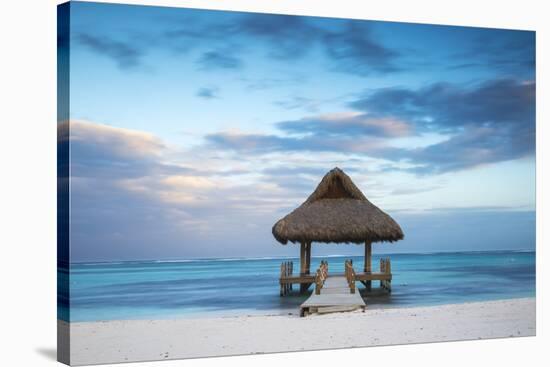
<box><xmin>67</xmin><ymin>297</ymin><xmax>535</xmax><ymax>366</ymax></box>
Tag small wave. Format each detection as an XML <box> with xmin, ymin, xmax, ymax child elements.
<box><xmin>152</xmin><ymin>259</ymin><xmax>196</xmax><ymax>263</ymax></box>
<box><xmin>78</xmin><ymin>262</ymin><xmax>126</xmax><ymax>266</ymax></box>
<box><xmin>211</xmin><ymin>256</ymin><xmax>295</xmax><ymax>262</ymax></box>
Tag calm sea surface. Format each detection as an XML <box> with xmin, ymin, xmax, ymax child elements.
<box><xmin>59</xmin><ymin>250</ymin><xmax>535</xmax><ymax>322</ymax></box>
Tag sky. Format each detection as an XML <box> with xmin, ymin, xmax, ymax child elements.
<box><xmin>60</xmin><ymin>1</ymin><xmax>536</xmax><ymax>262</ymax></box>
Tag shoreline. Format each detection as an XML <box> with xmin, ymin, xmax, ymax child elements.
<box><xmin>67</xmin><ymin>297</ymin><xmax>536</xmax><ymax>365</ymax></box>
<box><xmin>65</xmin><ymin>293</ymin><xmax>537</xmax><ymax>323</ymax></box>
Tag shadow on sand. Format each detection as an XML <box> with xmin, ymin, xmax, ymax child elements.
<box><xmin>36</xmin><ymin>347</ymin><xmax>57</xmax><ymax>361</ymax></box>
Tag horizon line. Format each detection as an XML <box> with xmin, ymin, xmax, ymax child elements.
<box><xmin>67</xmin><ymin>248</ymin><xmax>536</xmax><ymax>265</ymax></box>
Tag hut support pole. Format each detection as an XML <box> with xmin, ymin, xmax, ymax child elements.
<box><xmin>300</xmin><ymin>242</ymin><xmax>306</xmax><ymax>274</ymax></box>
<box><xmin>299</xmin><ymin>242</ymin><xmax>311</xmax><ymax>293</ymax></box>
<box><xmin>364</xmin><ymin>241</ymin><xmax>372</xmax><ymax>292</ymax></box>
<box><xmin>305</xmin><ymin>242</ymin><xmax>311</xmax><ymax>275</ymax></box>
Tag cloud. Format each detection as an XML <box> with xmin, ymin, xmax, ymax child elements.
<box><xmin>63</xmin><ymin>119</ymin><xmax>535</xmax><ymax>261</ymax></box>
<box><xmin>68</xmin><ymin>120</ymin><xmax>188</xmax><ymax>179</ymax></box>
<box><xmin>164</xmin><ymin>13</ymin><xmax>318</xmax><ymax>59</ymax></box>
<box><xmin>397</xmin><ymin>124</ymin><xmax>533</xmax><ymax>174</ymax></box>
<box><xmin>322</xmin><ymin>22</ymin><xmax>400</xmax><ymax>76</ymax></box>
<box><xmin>449</xmin><ymin>29</ymin><xmax>535</xmax><ymax>76</ymax></box>
<box><xmin>197</xmin><ymin>51</ymin><xmax>243</xmax><ymax>70</ymax></box>
<box><xmin>63</xmin><ymin>121</ymin><xmax>210</xmax><ymax>260</ymax></box>
<box><xmin>205</xmin><ymin>110</ymin><xmax>416</xmax><ymax>158</ymax></box>
<box><xmin>71</xmin><ymin>120</ymin><xmax>164</xmax><ymax>157</ymax></box>
<box><xmin>72</xmin><ymin>9</ymin><xmax>406</xmax><ymax>78</ymax></box>
<box><xmin>351</xmin><ymin>79</ymin><xmax>535</xmax><ymax>132</ymax></box>
<box><xmin>417</xmin><ymin>205</ymin><xmax>532</xmax><ymax>213</ymax></box>
<box><xmin>76</xmin><ymin>33</ymin><xmax>143</xmax><ymax>69</ymax></box>
<box><xmin>206</xmin><ymin>79</ymin><xmax>535</xmax><ymax>175</ymax></box>
<box><xmin>206</xmin><ymin>131</ymin><xmax>299</xmax><ymax>153</ymax></box>
<box><xmin>276</xmin><ymin>113</ymin><xmax>413</xmax><ymax>138</ymax></box>
<box><xmin>273</xmin><ymin>93</ymin><xmax>352</xmax><ymax>113</ymax></box>
<box><xmin>262</xmin><ymin>166</ymin><xmax>349</xmax><ymax>177</ymax></box>
<box><xmin>162</xmin><ymin>12</ymin><xmax>400</xmax><ymax>76</ymax></box>
<box><xmin>235</xmin><ymin>15</ymin><xmax>401</xmax><ymax>74</ymax></box>
<box><xmin>390</xmin><ymin>185</ymin><xmax>443</xmax><ymax>196</ymax></box>
<box><xmin>274</xmin><ymin>96</ymin><xmax>321</xmax><ymax>112</ymax></box>
<box><xmin>205</xmin><ymin>129</ymin><xmax>398</xmax><ymax>156</ymax></box>
<box><xmin>349</xmin><ymin>79</ymin><xmax>535</xmax><ymax>173</ymax></box>
<box><xmin>73</xmin><ymin>6</ymin><xmax>533</xmax><ymax>82</ymax></box>
<box><xmin>162</xmin><ymin>175</ymin><xmax>217</xmax><ymax>190</ymax></box>
<box><xmin>64</xmin><ymin>120</ymin><xmax>312</xmax><ymax>260</ymax></box>
<box><xmin>235</xmin><ymin>16</ymin><xmax>401</xmax><ymax>75</ymax></box>
<box><xmin>205</xmin><ymin>112</ymin><xmax>415</xmax><ymax>155</ymax></box>
<box><xmin>196</xmin><ymin>87</ymin><xmax>219</xmax><ymax>99</ymax></box>
<box><xmin>69</xmin><ymin>175</ymin><xmax>199</xmax><ymax>261</ymax></box>
<box><xmin>235</xmin><ymin>13</ymin><xmax>319</xmax><ymax>59</ymax></box>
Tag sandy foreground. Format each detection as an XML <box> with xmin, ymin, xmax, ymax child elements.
<box><xmin>67</xmin><ymin>298</ymin><xmax>535</xmax><ymax>365</ymax></box>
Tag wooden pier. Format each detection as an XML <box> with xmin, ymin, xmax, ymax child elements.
<box><xmin>280</xmin><ymin>259</ymin><xmax>393</xmax><ymax>316</ymax></box>
<box><xmin>300</xmin><ymin>275</ymin><xmax>366</xmax><ymax>316</ymax></box>
<box><xmin>280</xmin><ymin>258</ymin><xmax>392</xmax><ymax>297</ymax></box>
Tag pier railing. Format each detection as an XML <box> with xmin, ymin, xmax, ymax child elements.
<box><xmin>344</xmin><ymin>259</ymin><xmax>356</xmax><ymax>294</ymax></box>
<box><xmin>314</xmin><ymin>261</ymin><xmax>329</xmax><ymax>295</ymax></box>
<box><xmin>279</xmin><ymin>261</ymin><xmax>293</xmax><ymax>296</ymax></box>
<box><xmin>380</xmin><ymin>258</ymin><xmax>392</xmax><ymax>292</ymax></box>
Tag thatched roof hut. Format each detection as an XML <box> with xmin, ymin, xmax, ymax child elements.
<box><xmin>273</xmin><ymin>167</ymin><xmax>403</xmax><ymax>245</ymax></box>
<box><xmin>272</xmin><ymin>167</ymin><xmax>403</xmax><ymax>276</ymax></box>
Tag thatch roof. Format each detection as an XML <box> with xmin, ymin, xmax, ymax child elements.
<box><xmin>272</xmin><ymin>167</ymin><xmax>404</xmax><ymax>245</ymax></box>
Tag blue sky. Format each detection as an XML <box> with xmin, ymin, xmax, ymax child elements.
<box><xmin>61</xmin><ymin>2</ymin><xmax>536</xmax><ymax>261</ymax></box>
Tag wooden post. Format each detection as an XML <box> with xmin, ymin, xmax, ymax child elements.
<box><xmin>300</xmin><ymin>242</ymin><xmax>306</xmax><ymax>274</ymax></box>
<box><xmin>364</xmin><ymin>241</ymin><xmax>372</xmax><ymax>292</ymax></box>
<box><xmin>364</xmin><ymin>241</ymin><xmax>372</xmax><ymax>272</ymax></box>
<box><xmin>299</xmin><ymin>242</ymin><xmax>309</xmax><ymax>293</ymax></box>
<box><xmin>289</xmin><ymin>262</ymin><xmax>293</xmax><ymax>291</ymax></box>
<box><xmin>315</xmin><ymin>269</ymin><xmax>321</xmax><ymax>295</ymax></box>
<box><xmin>285</xmin><ymin>262</ymin><xmax>289</xmax><ymax>295</ymax></box>
<box><xmin>286</xmin><ymin>262</ymin><xmax>290</xmax><ymax>295</ymax></box>
<box><xmin>387</xmin><ymin>259</ymin><xmax>392</xmax><ymax>292</ymax></box>
<box><xmin>380</xmin><ymin>258</ymin><xmax>384</xmax><ymax>289</ymax></box>
<box><xmin>280</xmin><ymin>263</ymin><xmax>284</xmax><ymax>296</ymax></box>
<box><xmin>345</xmin><ymin>260</ymin><xmax>356</xmax><ymax>294</ymax></box>
<box><xmin>305</xmin><ymin>242</ymin><xmax>311</xmax><ymax>275</ymax></box>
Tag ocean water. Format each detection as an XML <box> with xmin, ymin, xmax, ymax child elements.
<box><xmin>59</xmin><ymin>250</ymin><xmax>535</xmax><ymax>322</ymax></box>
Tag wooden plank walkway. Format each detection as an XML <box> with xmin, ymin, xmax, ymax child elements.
<box><xmin>300</xmin><ymin>275</ymin><xmax>366</xmax><ymax>316</ymax></box>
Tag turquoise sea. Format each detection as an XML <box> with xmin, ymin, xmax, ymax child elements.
<box><xmin>58</xmin><ymin>250</ymin><xmax>535</xmax><ymax>322</ymax></box>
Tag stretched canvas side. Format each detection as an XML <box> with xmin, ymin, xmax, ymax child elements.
<box><xmin>57</xmin><ymin>2</ymin><xmax>71</xmax><ymax>365</ymax></box>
